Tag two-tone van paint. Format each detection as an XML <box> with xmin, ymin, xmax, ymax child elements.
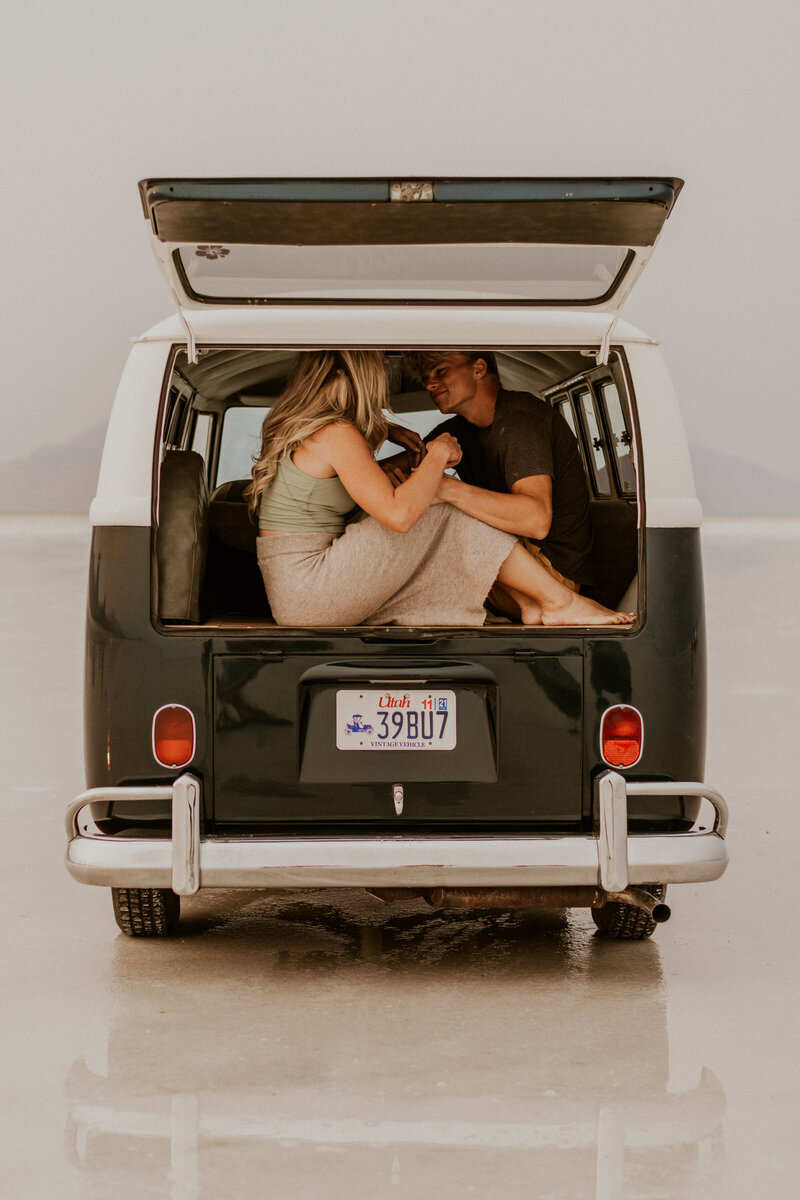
<box><xmin>66</xmin><ymin>178</ymin><xmax>728</xmax><ymax>939</ymax></box>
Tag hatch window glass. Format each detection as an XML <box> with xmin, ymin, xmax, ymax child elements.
<box><xmin>601</xmin><ymin>381</ymin><xmax>637</xmax><ymax>494</ymax></box>
<box><xmin>175</xmin><ymin>243</ymin><xmax>630</xmax><ymax>304</ymax></box>
<box><xmin>577</xmin><ymin>390</ymin><xmax>612</xmax><ymax>496</ymax></box>
<box><xmin>216</xmin><ymin>407</ymin><xmax>267</xmax><ymax>487</ymax></box>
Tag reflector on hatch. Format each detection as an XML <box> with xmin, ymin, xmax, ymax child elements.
<box><xmin>138</xmin><ymin>177</ymin><xmax>682</xmax><ymax>311</ymax></box>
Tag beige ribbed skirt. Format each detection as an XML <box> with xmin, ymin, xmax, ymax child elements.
<box><xmin>256</xmin><ymin>505</ymin><xmax>517</xmax><ymax>626</ymax></box>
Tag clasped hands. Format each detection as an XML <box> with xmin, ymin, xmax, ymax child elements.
<box><xmin>381</xmin><ymin>424</ymin><xmax>461</xmax><ymax>497</ymax></box>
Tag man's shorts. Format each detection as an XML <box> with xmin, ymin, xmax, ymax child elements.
<box><xmin>520</xmin><ymin>539</ymin><xmax>580</xmax><ymax>593</ymax></box>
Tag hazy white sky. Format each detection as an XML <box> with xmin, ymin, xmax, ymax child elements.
<box><xmin>2</xmin><ymin>0</ymin><xmax>798</xmax><ymax>481</ymax></box>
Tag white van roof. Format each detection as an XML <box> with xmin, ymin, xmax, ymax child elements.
<box><xmin>136</xmin><ymin>307</ymin><xmax>658</xmax><ymax>349</ymax></box>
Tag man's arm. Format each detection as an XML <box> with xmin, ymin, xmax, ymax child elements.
<box><xmin>377</xmin><ymin>423</ymin><xmax>428</xmax><ymax>485</ymax></box>
<box><xmin>437</xmin><ymin>473</ymin><xmax>553</xmax><ymax>539</ymax></box>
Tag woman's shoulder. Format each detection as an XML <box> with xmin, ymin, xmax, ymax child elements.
<box><xmin>311</xmin><ymin>420</ymin><xmax>366</xmax><ymax>450</ymax></box>
<box><xmin>296</xmin><ymin>421</ymin><xmax>370</xmax><ymax>477</ymax></box>
<box><xmin>317</xmin><ymin>418</ymin><xmax>359</xmax><ymax>435</ymax></box>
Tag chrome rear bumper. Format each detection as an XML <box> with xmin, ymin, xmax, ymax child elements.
<box><xmin>65</xmin><ymin>771</ymin><xmax>728</xmax><ymax>896</ymax></box>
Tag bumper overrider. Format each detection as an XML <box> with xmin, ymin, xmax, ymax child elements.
<box><xmin>65</xmin><ymin>772</ymin><xmax>728</xmax><ymax>904</ymax></box>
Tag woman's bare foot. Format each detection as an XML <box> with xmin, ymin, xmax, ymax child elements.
<box><xmin>519</xmin><ymin>601</ymin><xmax>543</xmax><ymax>625</ymax></box>
<box><xmin>540</xmin><ymin>592</ymin><xmax>636</xmax><ymax>627</ymax></box>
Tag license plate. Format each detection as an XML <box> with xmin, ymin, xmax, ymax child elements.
<box><xmin>336</xmin><ymin>689</ymin><xmax>457</xmax><ymax>751</ymax></box>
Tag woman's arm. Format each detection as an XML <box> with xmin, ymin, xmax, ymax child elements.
<box><xmin>317</xmin><ymin>423</ymin><xmax>460</xmax><ymax>533</ymax></box>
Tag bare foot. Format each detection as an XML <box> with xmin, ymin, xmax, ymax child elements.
<box><xmin>519</xmin><ymin>601</ymin><xmax>543</xmax><ymax>625</ymax></box>
<box><xmin>541</xmin><ymin>592</ymin><xmax>636</xmax><ymax>627</ymax></box>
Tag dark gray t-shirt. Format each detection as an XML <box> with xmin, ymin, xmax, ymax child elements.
<box><xmin>427</xmin><ymin>389</ymin><xmax>593</xmax><ymax>584</ymax></box>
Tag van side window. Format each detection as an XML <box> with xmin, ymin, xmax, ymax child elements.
<box><xmin>190</xmin><ymin>412</ymin><xmax>212</xmax><ymax>459</ymax></box>
<box><xmin>576</xmin><ymin>389</ymin><xmax>612</xmax><ymax>496</ymax></box>
<box><xmin>553</xmin><ymin>394</ymin><xmax>591</xmax><ymax>482</ymax></box>
<box><xmin>216</xmin><ymin>407</ymin><xmax>268</xmax><ymax>487</ymax></box>
<box><xmin>600</xmin><ymin>381</ymin><xmax>636</xmax><ymax>495</ymax></box>
<box><xmin>163</xmin><ymin>386</ymin><xmax>196</xmax><ymax>450</ymax></box>
<box><xmin>553</xmin><ymin>395</ymin><xmax>578</xmax><ymax>438</ymax></box>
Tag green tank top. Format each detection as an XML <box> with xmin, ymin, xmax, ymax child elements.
<box><xmin>258</xmin><ymin>452</ymin><xmax>356</xmax><ymax>533</ymax></box>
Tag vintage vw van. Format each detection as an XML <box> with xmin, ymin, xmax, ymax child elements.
<box><xmin>65</xmin><ymin>178</ymin><xmax>729</xmax><ymax>938</ymax></box>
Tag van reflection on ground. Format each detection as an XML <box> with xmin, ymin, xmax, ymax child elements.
<box><xmin>64</xmin><ymin>889</ymin><xmax>724</xmax><ymax>1199</ymax></box>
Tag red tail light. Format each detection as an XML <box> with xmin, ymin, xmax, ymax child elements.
<box><xmin>600</xmin><ymin>704</ymin><xmax>643</xmax><ymax>768</ymax></box>
<box><xmin>152</xmin><ymin>704</ymin><xmax>196</xmax><ymax>768</ymax></box>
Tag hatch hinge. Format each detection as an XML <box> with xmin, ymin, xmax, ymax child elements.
<box><xmin>390</xmin><ymin>181</ymin><xmax>434</xmax><ymax>202</ymax></box>
<box><xmin>596</xmin><ymin>316</ymin><xmax>618</xmax><ymax>367</ymax></box>
<box><xmin>178</xmin><ymin>308</ymin><xmax>198</xmax><ymax>365</ymax></box>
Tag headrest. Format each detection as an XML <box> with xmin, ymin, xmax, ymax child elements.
<box><xmin>209</xmin><ymin>478</ymin><xmax>258</xmax><ymax>554</ymax></box>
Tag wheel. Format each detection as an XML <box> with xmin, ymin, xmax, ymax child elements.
<box><xmin>112</xmin><ymin>887</ymin><xmax>180</xmax><ymax>937</ymax></box>
<box><xmin>591</xmin><ymin>885</ymin><xmax>666</xmax><ymax>940</ymax></box>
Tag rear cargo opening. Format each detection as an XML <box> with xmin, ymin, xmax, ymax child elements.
<box><xmin>91</xmin><ymin>344</ymin><xmax>692</xmax><ymax>838</ymax></box>
<box><xmin>153</xmin><ymin>346</ymin><xmax>641</xmax><ymax>634</ymax></box>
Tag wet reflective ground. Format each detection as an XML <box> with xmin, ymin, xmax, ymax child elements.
<box><xmin>1</xmin><ymin>516</ymin><xmax>798</xmax><ymax>1198</ymax></box>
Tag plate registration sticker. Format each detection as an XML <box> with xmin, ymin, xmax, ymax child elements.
<box><xmin>336</xmin><ymin>690</ymin><xmax>457</xmax><ymax>751</ymax></box>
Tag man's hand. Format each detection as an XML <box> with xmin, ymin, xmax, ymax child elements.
<box><xmin>386</xmin><ymin>423</ymin><xmax>425</xmax><ymax>468</ymax></box>
<box><xmin>381</xmin><ymin>431</ymin><xmax>459</xmax><ymax>490</ymax></box>
<box><xmin>435</xmin><ymin>473</ymin><xmax>459</xmax><ymax>503</ymax></box>
<box><xmin>378</xmin><ymin>456</ymin><xmax>412</xmax><ymax>487</ymax></box>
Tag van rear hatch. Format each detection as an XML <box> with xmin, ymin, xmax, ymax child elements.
<box><xmin>139</xmin><ymin>176</ymin><xmax>682</xmax><ymax>312</ymax></box>
<box><xmin>212</xmin><ymin>646</ymin><xmax>584</xmax><ymax>829</ymax></box>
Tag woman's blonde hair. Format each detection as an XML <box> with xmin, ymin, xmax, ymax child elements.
<box><xmin>247</xmin><ymin>351</ymin><xmax>390</xmax><ymax>513</ymax></box>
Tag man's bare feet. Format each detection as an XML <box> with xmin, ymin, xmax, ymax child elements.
<box><xmin>496</xmin><ymin>544</ymin><xmax>636</xmax><ymax>627</ymax></box>
<box><xmin>539</xmin><ymin>592</ymin><xmax>636</xmax><ymax>627</ymax></box>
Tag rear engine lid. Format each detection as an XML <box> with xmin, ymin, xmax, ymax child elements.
<box><xmin>139</xmin><ymin>176</ymin><xmax>682</xmax><ymax>313</ymax></box>
<box><xmin>212</xmin><ymin>651</ymin><xmax>585</xmax><ymax>830</ymax></box>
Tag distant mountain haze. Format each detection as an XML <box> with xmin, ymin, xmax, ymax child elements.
<box><xmin>1</xmin><ymin>424</ymin><xmax>796</xmax><ymax>517</ymax></box>
<box><xmin>0</xmin><ymin>424</ymin><xmax>107</xmax><ymax>514</ymax></box>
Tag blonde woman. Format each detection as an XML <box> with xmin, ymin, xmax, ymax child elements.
<box><xmin>249</xmin><ymin>351</ymin><xmax>634</xmax><ymax>627</ymax></box>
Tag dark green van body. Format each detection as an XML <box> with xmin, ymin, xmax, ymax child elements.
<box><xmin>85</xmin><ymin>524</ymin><xmax>704</xmax><ymax>837</ymax></box>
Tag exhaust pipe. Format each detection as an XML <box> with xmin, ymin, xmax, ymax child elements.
<box><xmin>605</xmin><ymin>887</ymin><xmax>671</xmax><ymax>923</ymax></box>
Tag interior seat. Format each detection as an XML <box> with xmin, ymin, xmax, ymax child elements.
<box><xmin>205</xmin><ymin>478</ymin><xmax>271</xmax><ymax>618</ymax></box>
<box><xmin>156</xmin><ymin>450</ymin><xmax>209</xmax><ymax>623</ymax></box>
<box><xmin>584</xmin><ymin>499</ymin><xmax>638</xmax><ymax>609</ymax></box>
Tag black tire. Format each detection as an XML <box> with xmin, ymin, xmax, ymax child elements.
<box><xmin>591</xmin><ymin>885</ymin><xmax>666</xmax><ymax>940</ymax></box>
<box><xmin>112</xmin><ymin>887</ymin><xmax>180</xmax><ymax>937</ymax></box>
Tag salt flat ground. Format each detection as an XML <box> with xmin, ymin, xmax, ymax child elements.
<box><xmin>1</xmin><ymin>516</ymin><xmax>798</xmax><ymax>1199</ymax></box>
